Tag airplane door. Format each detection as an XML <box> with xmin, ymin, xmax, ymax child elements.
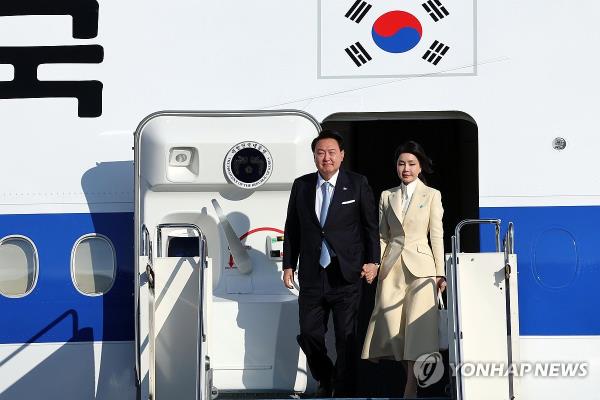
<box><xmin>134</xmin><ymin>111</ymin><xmax>321</xmax><ymax>399</ymax></box>
<box><xmin>446</xmin><ymin>219</ymin><xmax>520</xmax><ymax>400</ymax></box>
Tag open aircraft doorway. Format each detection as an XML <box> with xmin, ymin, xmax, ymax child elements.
<box><xmin>322</xmin><ymin>112</ymin><xmax>479</xmax><ymax>255</ymax></box>
<box><xmin>133</xmin><ymin>110</ymin><xmax>519</xmax><ymax>400</ymax></box>
<box><xmin>322</xmin><ymin>112</ymin><xmax>479</xmax><ymax>398</ymax></box>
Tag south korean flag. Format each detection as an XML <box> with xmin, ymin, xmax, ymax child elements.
<box><xmin>319</xmin><ymin>0</ymin><xmax>476</xmax><ymax>78</ymax></box>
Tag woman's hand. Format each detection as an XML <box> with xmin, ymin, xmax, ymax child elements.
<box><xmin>361</xmin><ymin>263</ymin><xmax>379</xmax><ymax>284</ymax></box>
<box><xmin>436</xmin><ymin>276</ymin><xmax>447</xmax><ymax>292</ymax></box>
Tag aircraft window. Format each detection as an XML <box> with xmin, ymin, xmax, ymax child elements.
<box><xmin>71</xmin><ymin>234</ymin><xmax>116</xmax><ymax>296</ymax></box>
<box><xmin>0</xmin><ymin>236</ymin><xmax>39</xmax><ymax>298</ymax></box>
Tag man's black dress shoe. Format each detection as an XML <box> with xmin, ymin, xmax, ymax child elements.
<box><xmin>316</xmin><ymin>379</ymin><xmax>333</xmax><ymax>398</ymax></box>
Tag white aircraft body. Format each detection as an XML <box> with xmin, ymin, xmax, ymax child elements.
<box><xmin>0</xmin><ymin>1</ymin><xmax>598</xmax><ymax>399</ymax></box>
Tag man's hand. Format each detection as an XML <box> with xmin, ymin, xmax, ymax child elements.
<box><xmin>283</xmin><ymin>268</ymin><xmax>295</xmax><ymax>289</ymax></box>
<box><xmin>361</xmin><ymin>263</ymin><xmax>378</xmax><ymax>284</ymax></box>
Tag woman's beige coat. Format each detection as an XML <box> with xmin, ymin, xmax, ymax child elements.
<box><xmin>378</xmin><ymin>178</ymin><xmax>444</xmax><ymax>281</ymax></box>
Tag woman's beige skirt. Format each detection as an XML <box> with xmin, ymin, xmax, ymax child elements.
<box><xmin>361</xmin><ymin>259</ymin><xmax>438</xmax><ymax>361</ymax></box>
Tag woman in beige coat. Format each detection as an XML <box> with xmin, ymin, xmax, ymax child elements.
<box><xmin>361</xmin><ymin>141</ymin><xmax>446</xmax><ymax>398</ymax></box>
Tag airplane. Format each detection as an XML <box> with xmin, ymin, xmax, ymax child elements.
<box><xmin>0</xmin><ymin>0</ymin><xmax>598</xmax><ymax>399</ymax></box>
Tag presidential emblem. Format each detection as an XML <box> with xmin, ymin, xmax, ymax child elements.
<box><xmin>224</xmin><ymin>141</ymin><xmax>273</xmax><ymax>189</ymax></box>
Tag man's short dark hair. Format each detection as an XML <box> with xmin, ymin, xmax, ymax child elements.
<box><xmin>311</xmin><ymin>129</ymin><xmax>345</xmax><ymax>152</ymax></box>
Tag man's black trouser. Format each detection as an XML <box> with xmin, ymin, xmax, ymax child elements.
<box><xmin>297</xmin><ymin>258</ymin><xmax>361</xmax><ymax>396</ymax></box>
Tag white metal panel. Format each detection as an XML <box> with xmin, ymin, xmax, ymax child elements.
<box><xmin>0</xmin><ymin>341</ymin><xmax>135</xmax><ymax>399</ymax></box>
<box><xmin>153</xmin><ymin>256</ymin><xmax>201</xmax><ymax>400</ymax></box>
<box><xmin>136</xmin><ymin>111</ymin><xmax>319</xmax><ymax>394</ymax></box>
<box><xmin>138</xmin><ymin>255</ymin><xmax>151</xmax><ymax>400</ymax></box>
<box><xmin>507</xmin><ymin>253</ymin><xmax>520</xmax><ymax>399</ymax></box>
<box><xmin>519</xmin><ymin>336</ymin><xmax>600</xmax><ymax>400</ymax></box>
<box><xmin>448</xmin><ymin>252</ymin><xmax>516</xmax><ymax>400</ymax></box>
<box><xmin>1</xmin><ymin>1</ymin><xmax>600</xmax><ymax>210</ymax></box>
<box><xmin>210</xmin><ymin>296</ymin><xmax>308</xmax><ymax>392</ymax></box>
<box><xmin>139</xmin><ymin>113</ymin><xmax>319</xmax><ymax>189</ymax></box>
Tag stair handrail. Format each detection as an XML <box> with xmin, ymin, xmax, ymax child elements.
<box><xmin>450</xmin><ymin>218</ymin><xmax>501</xmax><ymax>400</ymax></box>
<box><xmin>156</xmin><ymin>223</ymin><xmax>207</xmax><ymax>400</ymax></box>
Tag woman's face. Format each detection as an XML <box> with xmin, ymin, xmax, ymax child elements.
<box><xmin>397</xmin><ymin>152</ymin><xmax>421</xmax><ymax>184</ymax></box>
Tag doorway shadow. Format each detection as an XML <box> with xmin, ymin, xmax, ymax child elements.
<box><xmin>81</xmin><ymin>160</ymin><xmax>136</xmax><ymax>399</ymax></box>
<box><xmin>0</xmin><ymin>310</ymin><xmax>96</xmax><ymax>399</ymax></box>
<box><xmin>221</xmin><ymin>211</ymin><xmax>301</xmax><ymax>391</ymax></box>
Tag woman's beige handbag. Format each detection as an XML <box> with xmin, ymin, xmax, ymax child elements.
<box><xmin>438</xmin><ymin>291</ymin><xmax>449</xmax><ymax>351</ymax></box>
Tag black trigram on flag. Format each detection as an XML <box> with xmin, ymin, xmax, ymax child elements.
<box><xmin>345</xmin><ymin>0</ymin><xmax>372</xmax><ymax>24</ymax></box>
<box><xmin>345</xmin><ymin>42</ymin><xmax>372</xmax><ymax>66</ymax></box>
<box><xmin>422</xmin><ymin>0</ymin><xmax>449</xmax><ymax>22</ymax></box>
<box><xmin>422</xmin><ymin>41</ymin><xmax>449</xmax><ymax>65</ymax></box>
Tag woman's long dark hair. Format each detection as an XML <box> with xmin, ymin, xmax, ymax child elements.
<box><xmin>393</xmin><ymin>141</ymin><xmax>433</xmax><ymax>184</ymax></box>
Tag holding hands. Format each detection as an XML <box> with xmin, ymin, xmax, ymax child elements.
<box><xmin>361</xmin><ymin>263</ymin><xmax>379</xmax><ymax>284</ymax></box>
<box><xmin>284</xmin><ymin>264</ymin><xmax>382</xmax><ymax>288</ymax></box>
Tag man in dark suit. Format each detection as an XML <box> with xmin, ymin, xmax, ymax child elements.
<box><xmin>283</xmin><ymin>130</ymin><xmax>380</xmax><ymax>397</ymax></box>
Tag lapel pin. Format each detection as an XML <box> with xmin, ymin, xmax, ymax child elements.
<box><xmin>343</xmin><ymin>187</ymin><xmax>348</xmax><ymax>191</ymax></box>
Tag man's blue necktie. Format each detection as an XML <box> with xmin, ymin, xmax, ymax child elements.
<box><xmin>319</xmin><ymin>182</ymin><xmax>332</xmax><ymax>268</ymax></box>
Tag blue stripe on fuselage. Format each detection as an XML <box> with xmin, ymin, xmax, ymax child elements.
<box><xmin>0</xmin><ymin>213</ymin><xmax>133</xmax><ymax>344</ymax></box>
<box><xmin>1</xmin><ymin>206</ymin><xmax>599</xmax><ymax>345</ymax></box>
<box><xmin>480</xmin><ymin>206</ymin><xmax>600</xmax><ymax>335</ymax></box>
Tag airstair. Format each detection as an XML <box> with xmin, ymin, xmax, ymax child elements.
<box><xmin>132</xmin><ymin>111</ymin><xmax>520</xmax><ymax>400</ymax></box>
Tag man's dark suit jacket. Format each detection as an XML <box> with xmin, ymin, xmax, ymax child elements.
<box><xmin>283</xmin><ymin>169</ymin><xmax>380</xmax><ymax>284</ymax></box>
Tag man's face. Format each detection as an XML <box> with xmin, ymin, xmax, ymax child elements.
<box><xmin>314</xmin><ymin>138</ymin><xmax>344</xmax><ymax>179</ymax></box>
